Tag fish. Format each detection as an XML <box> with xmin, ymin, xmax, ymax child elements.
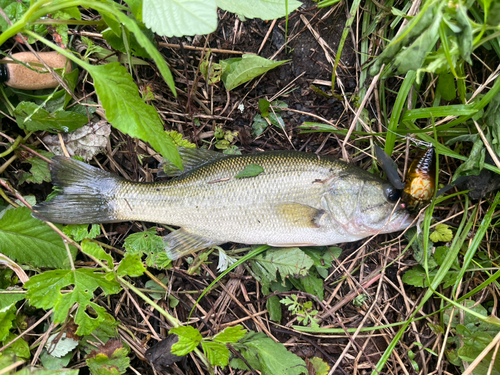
<box><xmin>402</xmin><ymin>146</ymin><xmax>436</xmax><ymax>210</ymax></box>
<box><xmin>32</xmin><ymin>148</ymin><xmax>414</xmax><ymax>260</ymax></box>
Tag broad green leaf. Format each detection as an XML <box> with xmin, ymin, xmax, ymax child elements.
<box><xmin>436</xmin><ymin>73</ymin><xmax>457</xmax><ymax>101</ymax></box>
<box><xmin>0</xmin><ymin>293</ymin><xmax>24</xmax><ymax>341</ymax></box>
<box><xmin>201</xmin><ymin>341</ymin><xmax>230</xmax><ymax>368</ymax></box>
<box><xmin>86</xmin><ymin>340</ymin><xmax>130</xmax><ymax>375</ymax></box>
<box><xmin>81</xmin><ymin>240</ymin><xmax>113</xmax><ymax>269</ymax></box>
<box><xmin>124</xmin><ymin>229</ymin><xmax>163</xmax><ymax>255</ymax></box>
<box><xmin>216</xmin><ymin>0</ymin><xmax>301</xmax><ymax>20</ymax></box>
<box><xmin>142</xmin><ymin>0</ymin><xmax>217</xmax><ymax>37</ymax></box>
<box><xmin>40</xmin><ymin>349</ymin><xmax>73</xmax><ymax>370</ymax></box>
<box><xmin>234</xmin><ymin>164</ymin><xmax>264</xmax><ymax>178</ymax></box>
<box><xmin>63</xmin><ymin>224</ymin><xmax>101</xmax><ymax>242</ymax></box>
<box><xmin>15</xmin><ymin>102</ymin><xmax>88</xmax><ymax>133</ymax></box>
<box><xmin>266</xmin><ymin>295</ymin><xmax>282</xmax><ymax>322</ymax></box>
<box><xmin>223</xmin><ymin>55</ymin><xmax>289</xmax><ymax>90</ymax></box>
<box><xmin>170</xmin><ymin>326</ymin><xmax>202</xmax><ymax>356</ymax></box>
<box><xmin>252</xmin><ymin>114</ymin><xmax>268</xmax><ymax>137</ymax></box>
<box><xmin>430</xmin><ymin>224</ymin><xmax>453</xmax><ymax>242</ymax></box>
<box><xmin>25</xmin><ymin>268</ymin><xmax>121</xmax><ymax>335</ymax></box>
<box><xmin>310</xmin><ymin>357</ymin><xmax>330</xmax><ymax>375</ymax></box>
<box><xmin>250</xmin><ymin>248</ymin><xmax>314</xmax><ymax>294</ymax></box>
<box><xmin>18</xmin><ymin>150</ymin><xmax>53</xmax><ymax>185</ymax></box>
<box><xmin>259</xmin><ymin>99</ymin><xmax>270</xmax><ymax>117</ymax></box>
<box><xmin>86</xmin><ymin>63</ymin><xmax>181</xmax><ymax>169</ymax></box>
<box><xmin>289</xmin><ymin>270</ymin><xmax>324</xmax><ymax>300</ymax></box>
<box><xmin>213</xmin><ymin>325</ymin><xmax>246</xmax><ymax>343</ymax></box>
<box><xmin>231</xmin><ymin>331</ymin><xmax>307</xmax><ymax>374</ymax></box>
<box><xmin>0</xmin><ymin>207</ymin><xmax>77</xmax><ymax>269</ymax></box>
<box><xmin>117</xmin><ymin>253</ymin><xmax>145</xmax><ymax>277</ymax></box>
<box><xmin>2</xmin><ymin>332</ymin><xmax>30</xmax><ymax>359</ymax></box>
<box><xmin>166</xmin><ymin>130</ymin><xmax>196</xmax><ymax>148</ymax></box>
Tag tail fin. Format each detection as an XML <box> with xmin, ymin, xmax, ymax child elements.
<box><xmin>33</xmin><ymin>156</ymin><xmax>122</xmax><ymax>224</ymax></box>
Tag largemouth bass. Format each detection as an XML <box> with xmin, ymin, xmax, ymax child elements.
<box><xmin>33</xmin><ymin>149</ymin><xmax>413</xmax><ymax>259</ymax></box>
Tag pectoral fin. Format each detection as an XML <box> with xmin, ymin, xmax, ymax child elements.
<box><xmin>275</xmin><ymin>203</ymin><xmax>326</xmax><ymax>229</ymax></box>
<box><xmin>164</xmin><ymin>228</ymin><xmax>222</xmax><ymax>260</ymax></box>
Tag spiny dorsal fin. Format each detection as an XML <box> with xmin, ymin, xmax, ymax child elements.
<box><xmin>164</xmin><ymin>228</ymin><xmax>222</xmax><ymax>260</ymax></box>
<box><xmin>158</xmin><ymin>147</ymin><xmax>225</xmax><ymax>178</ymax></box>
<box><xmin>275</xmin><ymin>203</ymin><xmax>326</xmax><ymax>229</ymax></box>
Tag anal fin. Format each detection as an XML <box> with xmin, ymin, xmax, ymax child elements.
<box><xmin>164</xmin><ymin>228</ymin><xmax>221</xmax><ymax>260</ymax></box>
<box><xmin>275</xmin><ymin>203</ymin><xmax>326</xmax><ymax>229</ymax></box>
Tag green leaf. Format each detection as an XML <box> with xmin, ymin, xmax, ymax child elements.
<box><xmin>81</xmin><ymin>240</ymin><xmax>114</xmax><ymax>269</ymax></box>
<box><xmin>430</xmin><ymin>224</ymin><xmax>453</xmax><ymax>242</ymax></box>
<box><xmin>144</xmin><ymin>274</ymin><xmax>168</xmax><ymax>299</ymax></box>
<box><xmin>63</xmin><ymin>224</ymin><xmax>101</xmax><ymax>242</ymax></box>
<box><xmin>436</xmin><ymin>73</ymin><xmax>457</xmax><ymax>101</ymax></box>
<box><xmin>170</xmin><ymin>326</ymin><xmax>202</xmax><ymax>356</ymax></box>
<box><xmin>25</xmin><ymin>268</ymin><xmax>121</xmax><ymax>335</ymax></box>
<box><xmin>223</xmin><ymin>55</ymin><xmax>289</xmax><ymax>90</ymax></box>
<box><xmin>143</xmin><ymin>0</ymin><xmax>217</xmax><ymax>37</ymax></box>
<box><xmin>259</xmin><ymin>99</ymin><xmax>270</xmax><ymax>117</ymax></box>
<box><xmin>216</xmin><ymin>0</ymin><xmax>301</xmax><ymax>20</ymax></box>
<box><xmin>213</xmin><ymin>325</ymin><xmax>247</xmax><ymax>343</ymax></box>
<box><xmin>252</xmin><ymin>114</ymin><xmax>268</xmax><ymax>137</ymax></box>
<box><xmin>40</xmin><ymin>349</ymin><xmax>73</xmax><ymax>370</ymax></box>
<box><xmin>18</xmin><ymin>150</ymin><xmax>53</xmax><ymax>185</ymax></box>
<box><xmin>201</xmin><ymin>341</ymin><xmax>230</xmax><ymax>368</ymax></box>
<box><xmin>0</xmin><ymin>207</ymin><xmax>77</xmax><ymax>269</ymax></box>
<box><xmin>45</xmin><ymin>332</ymin><xmax>79</xmax><ymax>358</ymax></box>
<box><xmin>86</xmin><ymin>340</ymin><xmax>130</xmax><ymax>375</ymax></box>
<box><xmin>0</xmin><ymin>293</ymin><xmax>24</xmax><ymax>341</ymax></box>
<box><xmin>124</xmin><ymin>228</ymin><xmax>163</xmax><ymax>255</ymax></box>
<box><xmin>234</xmin><ymin>164</ymin><xmax>265</xmax><ymax>178</ymax></box>
<box><xmin>1</xmin><ymin>332</ymin><xmax>30</xmax><ymax>359</ymax></box>
<box><xmin>310</xmin><ymin>357</ymin><xmax>330</xmax><ymax>375</ymax></box>
<box><xmin>231</xmin><ymin>331</ymin><xmax>307</xmax><ymax>374</ymax></box>
<box><xmin>250</xmin><ymin>248</ymin><xmax>314</xmax><ymax>294</ymax></box>
<box><xmin>266</xmin><ymin>295</ymin><xmax>282</xmax><ymax>322</ymax></box>
<box><xmin>15</xmin><ymin>102</ymin><xmax>88</xmax><ymax>133</ymax></box>
<box><xmin>117</xmin><ymin>253</ymin><xmax>145</xmax><ymax>277</ymax></box>
<box><xmin>86</xmin><ymin>63</ymin><xmax>182</xmax><ymax>169</ymax></box>
<box><xmin>166</xmin><ymin>130</ymin><xmax>196</xmax><ymax>148</ymax></box>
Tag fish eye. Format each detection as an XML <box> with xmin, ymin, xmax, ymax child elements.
<box><xmin>385</xmin><ymin>187</ymin><xmax>401</xmax><ymax>202</ymax></box>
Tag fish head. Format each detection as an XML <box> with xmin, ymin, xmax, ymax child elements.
<box><xmin>324</xmin><ymin>174</ymin><xmax>414</xmax><ymax>239</ymax></box>
<box><xmin>354</xmin><ymin>179</ymin><xmax>414</xmax><ymax>236</ymax></box>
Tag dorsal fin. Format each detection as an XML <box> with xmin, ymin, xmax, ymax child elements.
<box><xmin>158</xmin><ymin>147</ymin><xmax>225</xmax><ymax>177</ymax></box>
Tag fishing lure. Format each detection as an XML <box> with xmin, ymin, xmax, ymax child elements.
<box><xmin>402</xmin><ymin>146</ymin><xmax>436</xmax><ymax>210</ymax></box>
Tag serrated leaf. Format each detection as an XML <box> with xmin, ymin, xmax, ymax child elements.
<box><xmin>86</xmin><ymin>63</ymin><xmax>181</xmax><ymax>169</ymax></box>
<box><xmin>15</xmin><ymin>102</ymin><xmax>88</xmax><ymax>133</ymax></box>
<box><xmin>0</xmin><ymin>293</ymin><xmax>24</xmax><ymax>341</ymax></box>
<box><xmin>235</xmin><ymin>164</ymin><xmax>264</xmax><ymax>178</ymax></box>
<box><xmin>166</xmin><ymin>130</ymin><xmax>196</xmax><ymax>148</ymax></box>
<box><xmin>223</xmin><ymin>55</ymin><xmax>289</xmax><ymax>90</ymax></box>
<box><xmin>46</xmin><ymin>332</ymin><xmax>79</xmax><ymax>358</ymax></box>
<box><xmin>213</xmin><ymin>325</ymin><xmax>246</xmax><ymax>343</ymax></box>
<box><xmin>430</xmin><ymin>224</ymin><xmax>453</xmax><ymax>242</ymax></box>
<box><xmin>86</xmin><ymin>340</ymin><xmax>130</xmax><ymax>375</ymax></box>
<box><xmin>0</xmin><ymin>207</ymin><xmax>77</xmax><ymax>269</ymax></box>
<box><xmin>216</xmin><ymin>0</ymin><xmax>301</xmax><ymax>20</ymax></box>
<box><xmin>250</xmin><ymin>248</ymin><xmax>314</xmax><ymax>294</ymax></box>
<box><xmin>310</xmin><ymin>357</ymin><xmax>330</xmax><ymax>375</ymax></box>
<box><xmin>18</xmin><ymin>151</ymin><xmax>53</xmax><ymax>184</ymax></box>
<box><xmin>25</xmin><ymin>268</ymin><xmax>121</xmax><ymax>335</ymax></box>
<box><xmin>201</xmin><ymin>341</ymin><xmax>230</xmax><ymax>368</ymax></box>
<box><xmin>117</xmin><ymin>253</ymin><xmax>145</xmax><ymax>277</ymax></box>
<box><xmin>64</xmin><ymin>224</ymin><xmax>101</xmax><ymax>242</ymax></box>
<box><xmin>124</xmin><ymin>228</ymin><xmax>163</xmax><ymax>255</ymax></box>
<box><xmin>81</xmin><ymin>240</ymin><xmax>113</xmax><ymax>269</ymax></box>
<box><xmin>231</xmin><ymin>331</ymin><xmax>307</xmax><ymax>374</ymax></box>
<box><xmin>2</xmin><ymin>332</ymin><xmax>30</xmax><ymax>359</ymax></box>
<box><xmin>169</xmin><ymin>326</ymin><xmax>202</xmax><ymax>356</ymax></box>
<box><xmin>143</xmin><ymin>0</ymin><xmax>217</xmax><ymax>37</ymax></box>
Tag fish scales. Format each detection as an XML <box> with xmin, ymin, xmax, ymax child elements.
<box><xmin>33</xmin><ymin>150</ymin><xmax>412</xmax><ymax>259</ymax></box>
